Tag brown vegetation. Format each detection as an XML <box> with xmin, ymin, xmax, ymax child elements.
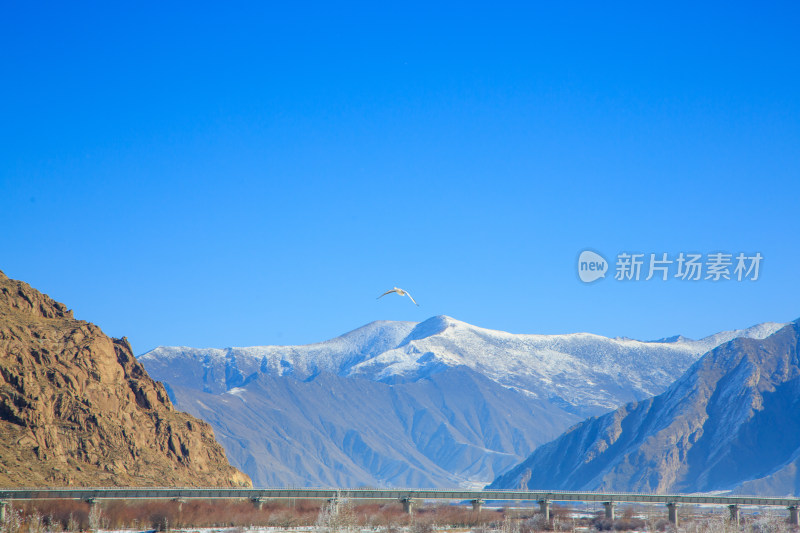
<box><xmin>2</xmin><ymin>499</ymin><xmax>798</xmax><ymax>533</ymax></box>
<box><xmin>3</xmin><ymin>498</ymin><xmax>501</xmax><ymax>532</ymax></box>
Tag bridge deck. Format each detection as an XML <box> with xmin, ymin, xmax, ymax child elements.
<box><xmin>0</xmin><ymin>488</ymin><xmax>797</xmax><ymax>508</ymax></box>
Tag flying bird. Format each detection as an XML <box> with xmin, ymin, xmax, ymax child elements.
<box><xmin>377</xmin><ymin>287</ymin><xmax>418</xmax><ymax>306</ymax></box>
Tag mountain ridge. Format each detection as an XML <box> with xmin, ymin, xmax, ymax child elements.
<box><xmin>141</xmin><ymin>313</ymin><xmax>787</xmax><ymax>488</ymax></box>
<box><xmin>488</xmin><ymin>319</ymin><xmax>800</xmax><ymax>496</ymax></box>
<box><xmin>142</xmin><ymin>315</ymin><xmax>786</xmax><ymax>416</ymax></box>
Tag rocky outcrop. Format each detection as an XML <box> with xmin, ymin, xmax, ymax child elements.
<box><xmin>0</xmin><ymin>270</ymin><xmax>251</xmax><ymax>487</ymax></box>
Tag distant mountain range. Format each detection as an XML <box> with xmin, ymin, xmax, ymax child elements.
<box><xmin>140</xmin><ymin>315</ymin><xmax>784</xmax><ymax>488</ymax></box>
<box><xmin>489</xmin><ymin>319</ymin><xmax>800</xmax><ymax>496</ymax></box>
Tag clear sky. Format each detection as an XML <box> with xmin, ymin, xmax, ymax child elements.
<box><xmin>2</xmin><ymin>2</ymin><xmax>799</xmax><ymax>354</ymax></box>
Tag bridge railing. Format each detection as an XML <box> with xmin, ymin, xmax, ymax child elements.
<box><xmin>0</xmin><ymin>488</ymin><xmax>798</xmax><ymax>527</ymax></box>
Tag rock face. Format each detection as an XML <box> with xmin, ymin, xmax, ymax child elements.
<box><xmin>489</xmin><ymin>320</ymin><xmax>800</xmax><ymax>496</ymax></box>
<box><xmin>0</xmin><ymin>270</ymin><xmax>251</xmax><ymax>487</ymax></box>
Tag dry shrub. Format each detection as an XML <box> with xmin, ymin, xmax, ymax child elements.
<box><xmin>522</xmin><ymin>513</ymin><xmax>549</xmax><ymax>532</ymax></box>
<box><xmin>652</xmin><ymin>517</ymin><xmax>672</xmax><ymax>531</ymax></box>
<box><xmin>750</xmin><ymin>514</ymin><xmax>789</xmax><ymax>533</ymax></box>
<box><xmin>352</xmin><ymin>502</ymin><xmax>412</xmax><ymax>527</ymax></box>
<box><xmin>17</xmin><ymin>499</ymin><xmax>265</xmax><ymax>531</ymax></box>
<box><xmin>1</xmin><ymin>504</ymin><xmax>23</xmax><ymax>533</ymax></box>
<box><xmin>14</xmin><ymin>500</ymin><xmax>89</xmax><ymax>532</ymax></box>
<box><xmin>550</xmin><ymin>504</ymin><xmax>570</xmax><ymax>521</ymax></box>
<box><xmin>681</xmin><ymin>515</ymin><xmax>743</xmax><ymax>533</ymax></box>
<box><xmin>412</xmin><ymin>502</ymin><xmax>499</xmax><ymax>528</ymax></box>
<box><xmin>0</xmin><ymin>499</ymin><xmax>499</xmax><ymax>532</ymax></box>
<box><xmin>500</xmin><ymin>514</ymin><xmax>521</xmax><ymax>533</ymax></box>
<box><xmin>591</xmin><ymin>516</ymin><xmax>647</xmax><ymax>531</ymax></box>
<box><xmin>316</xmin><ymin>498</ymin><xmax>358</xmax><ymax>533</ymax></box>
<box><xmin>294</xmin><ymin>499</ymin><xmax>324</xmax><ymax>513</ymax></box>
<box><xmin>411</xmin><ymin>518</ymin><xmax>436</xmax><ymax>533</ymax></box>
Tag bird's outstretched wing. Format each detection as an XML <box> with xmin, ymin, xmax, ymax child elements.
<box><xmin>405</xmin><ymin>292</ymin><xmax>419</xmax><ymax>306</ymax></box>
<box><xmin>377</xmin><ymin>289</ymin><xmax>397</xmax><ymax>299</ymax></box>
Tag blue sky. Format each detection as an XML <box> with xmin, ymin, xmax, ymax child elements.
<box><xmin>2</xmin><ymin>2</ymin><xmax>799</xmax><ymax>353</ymax></box>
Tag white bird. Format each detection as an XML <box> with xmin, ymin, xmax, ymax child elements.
<box><xmin>377</xmin><ymin>287</ymin><xmax>418</xmax><ymax>306</ymax></box>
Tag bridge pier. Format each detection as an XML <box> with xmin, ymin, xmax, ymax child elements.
<box><xmin>85</xmin><ymin>498</ymin><xmax>99</xmax><ymax>516</ymax></box>
<box><xmin>86</xmin><ymin>499</ymin><xmax>99</xmax><ymax>532</ymax></box>
<box><xmin>327</xmin><ymin>497</ymin><xmax>340</xmax><ymax>515</ymax></box>
<box><xmin>667</xmin><ymin>502</ymin><xmax>679</xmax><ymax>527</ymax></box>
<box><xmin>603</xmin><ymin>501</ymin><xmax>615</xmax><ymax>521</ymax></box>
<box><xmin>789</xmin><ymin>505</ymin><xmax>799</xmax><ymax>526</ymax></box>
<box><xmin>728</xmin><ymin>504</ymin><xmax>740</xmax><ymax>526</ymax></box>
<box><xmin>400</xmin><ymin>497</ymin><xmax>413</xmax><ymax>515</ymax></box>
<box><xmin>252</xmin><ymin>498</ymin><xmax>268</xmax><ymax>510</ymax></box>
<box><xmin>471</xmin><ymin>499</ymin><xmax>484</xmax><ymax>513</ymax></box>
<box><xmin>172</xmin><ymin>498</ymin><xmax>185</xmax><ymax>528</ymax></box>
<box><xmin>538</xmin><ymin>499</ymin><xmax>550</xmax><ymax>522</ymax></box>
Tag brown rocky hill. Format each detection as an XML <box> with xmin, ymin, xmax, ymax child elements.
<box><xmin>0</xmin><ymin>270</ymin><xmax>251</xmax><ymax>487</ymax></box>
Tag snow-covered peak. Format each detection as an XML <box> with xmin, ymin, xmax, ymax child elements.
<box><xmin>399</xmin><ymin>315</ymin><xmax>466</xmax><ymax>344</ymax></box>
<box><xmin>140</xmin><ymin>316</ymin><xmax>788</xmax><ymax>416</ymax></box>
<box><xmin>689</xmin><ymin>321</ymin><xmax>786</xmax><ymax>351</ymax></box>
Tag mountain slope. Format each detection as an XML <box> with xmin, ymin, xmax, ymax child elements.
<box><xmin>142</xmin><ymin>315</ymin><xmax>784</xmax><ymax>417</ymax></box>
<box><xmin>141</xmin><ymin>315</ymin><xmax>784</xmax><ymax>488</ymax></box>
<box><xmin>169</xmin><ymin>366</ymin><xmax>580</xmax><ymax>487</ymax></box>
<box><xmin>489</xmin><ymin>320</ymin><xmax>800</xmax><ymax>495</ymax></box>
<box><xmin>0</xmin><ymin>270</ymin><xmax>251</xmax><ymax>487</ymax></box>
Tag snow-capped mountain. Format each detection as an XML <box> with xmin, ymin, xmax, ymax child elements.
<box><xmin>141</xmin><ymin>315</ymin><xmax>784</xmax><ymax>416</ymax></box>
<box><xmin>139</xmin><ymin>315</ymin><xmax>786</xmax><ymax>488</ymax></box>
<box><xmin>489</xmin><ymin>319</ymin><xmax>800</xmax><ymax>496</ymax></box>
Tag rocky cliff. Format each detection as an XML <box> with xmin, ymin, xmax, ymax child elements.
<box><xmin>0</xmin><ymin>270</ymin><xmax>251</xmax><ymax>487</ymax></box>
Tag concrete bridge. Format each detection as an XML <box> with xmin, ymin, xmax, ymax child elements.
<box><xmin>1</xmin><ymin>488</ymin><xmax>799</xmax><ymax>527</ymax></box>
